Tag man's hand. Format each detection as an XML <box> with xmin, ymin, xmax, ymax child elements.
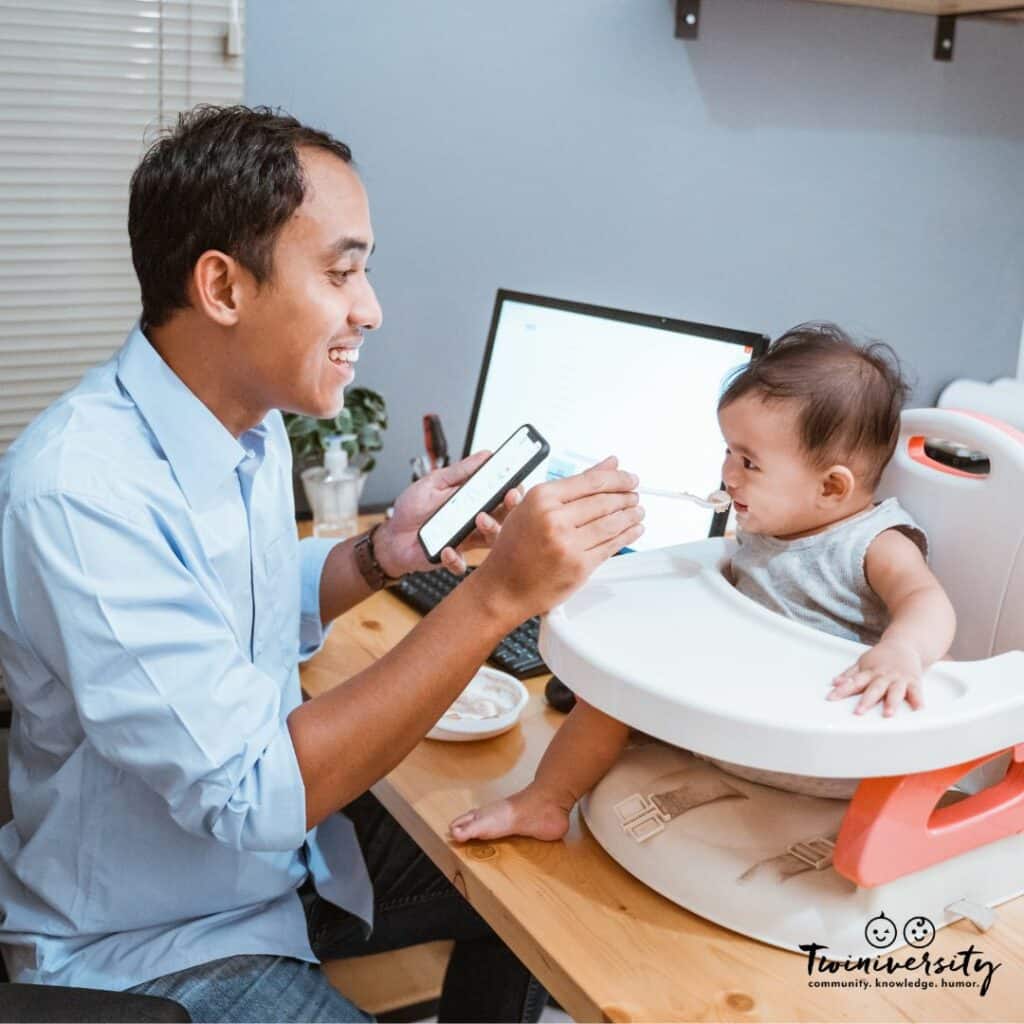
<box><xmin>829</xmin><ymin>640</ymin><xmax>924</xmax><ymax>717</ymax></box>
<box><xmin>468</xmin><ymin>456</ymin><xmax>644</xmax><ymax>626</ymax></box>
<box><xmin>373</xmin><ymin>450</ymin><xmax>522</xmax><ymax>578</ymax></box>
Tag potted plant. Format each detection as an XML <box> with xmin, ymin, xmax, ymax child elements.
<box><xmin>284</xmin><ymin>387</ymin><xmax>388</xmax><ymax>514</ymax></box>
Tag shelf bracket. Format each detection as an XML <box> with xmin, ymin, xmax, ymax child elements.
<box><xmin>675</xmin><ymin>0</ymin><xmax>701</xmax><ymax>40</ymax></box>
<box><xmin>934</xmin><ymin>6</ymin><xmax>1024</xmax><ymax>62</ymax></box>
<box><xmin>934</xmin><ymin>14</ymin><xmax>957</xmax><ymax>61</ymax></box>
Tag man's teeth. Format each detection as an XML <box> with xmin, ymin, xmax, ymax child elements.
<box><xmin>329</xmin><ymin>348</ymin><xmax>359</xmax><ymax>364</ymax></box>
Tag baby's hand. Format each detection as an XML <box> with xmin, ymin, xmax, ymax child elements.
<box><xmin>829</xmin><ymin>641</ymin><xmax>924</xmax><ymax>717</ymax></box>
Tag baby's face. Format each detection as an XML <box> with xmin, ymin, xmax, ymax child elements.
<box><xmin>718</xmin><ymin>395</ymin><xmax>835</xmax><ymax>538</ymax></box>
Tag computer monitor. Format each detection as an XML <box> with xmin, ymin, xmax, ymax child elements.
<box><xmin>464</xmin><ymin>290</ymin><xmax>769</xmax><ymax>552</ymax></box>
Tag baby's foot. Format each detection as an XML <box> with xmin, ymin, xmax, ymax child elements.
<box><xmin>449</xmin><ymin>787</ymin><xmax>571</xmax><ymax>843</ymax></box>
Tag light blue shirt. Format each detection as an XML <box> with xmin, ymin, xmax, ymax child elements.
<box><xmin>0</xmin><ymin>325</ymin><xmax>372</xmax><ymax>989</ymax></box>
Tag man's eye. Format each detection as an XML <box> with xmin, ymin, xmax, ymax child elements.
<box><xmin>330</xmin><ymin>266</ymin><xmax>370</xmax><ymax>284</ymax></box>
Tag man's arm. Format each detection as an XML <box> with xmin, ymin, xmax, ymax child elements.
<box><xmin>289</xmin><ymin>461</ymin><xmax>645</xmax><ymax>828</ymax></box>
<box><xmin>6</xmin><ymin>464</ymin><xmax>641</xmax><ymax>843</ymax></box>
<box><xmin>289</xmin><ymin>570</ymin><xmax>514</xmax><ymax>827</ymax></box>
<box><xmin>315</xmin><ymin>531</ymin><xmax>379</xmax><ymax>624</ymax></box>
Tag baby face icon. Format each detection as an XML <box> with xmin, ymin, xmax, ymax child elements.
<box><xmin>903</xmin><ymin>916</ymin><xmax>936</xmax><ymax>948</ymax></box>
<box><xmin>865</xmin><ymin>911</ymin><xmax>897</xmax><ymax>949</ymax></box>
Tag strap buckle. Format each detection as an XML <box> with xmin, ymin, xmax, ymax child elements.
<box><xmin>787</xmin><ymin>836</ymin><xmax>835</xmax><ymax>870</ymax></box>
<box><xmin>614</xmin><ymin>793</ymin><xmax>669</xmax><ymax>843</ymax></box>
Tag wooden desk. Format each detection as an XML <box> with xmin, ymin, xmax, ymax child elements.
<box><xmin>299</xmin><ymin>520</ymin><xmax>1024</xmax><ymax>1022</ymax></box>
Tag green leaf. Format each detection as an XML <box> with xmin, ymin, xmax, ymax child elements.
<box><xmin>281</xmin><ymin>387</ymin><xmax>388</xmax><ymax>471</ymax></box>
<box><xmin>285</xmin><ymin>415</ymin><xmax>319</xmax><ymax>439</ymax></box>
<box><xmin>358</xmin><ymin>425</ymin><xmax>382</xmax><ymax>450</ymax></box>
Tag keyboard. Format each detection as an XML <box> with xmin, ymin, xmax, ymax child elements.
<box><xmin>389</xmin><ymin>567</ymin><xmax>548</xmax><ymax>678</ymax></box>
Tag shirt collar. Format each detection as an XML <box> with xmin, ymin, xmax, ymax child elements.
<box><xmin>116</xmin><ymin>323</ymin><xmax>261</xmax><ymax>509</ymax></box>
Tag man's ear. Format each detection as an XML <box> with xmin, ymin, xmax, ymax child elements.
<box><xmin>190</xmin><ymin>250</ymin><xmax>244</xmax><ymax>326</ymax></box>
<box><xmin>820</xmin><ymin>464</ymin><xmax>856</xmax><ymax>504</ymax></box>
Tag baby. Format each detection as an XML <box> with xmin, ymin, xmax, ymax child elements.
<box><xmin>450</xmin><ymin>324</ymin><xmax>957</xmax><ymax>843</ymax></box>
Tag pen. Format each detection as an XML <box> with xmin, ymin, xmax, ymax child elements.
<box><xmin>421</xmin><ymin>415</ymin><xmax>438</xmax><ymax>469</ymax></box>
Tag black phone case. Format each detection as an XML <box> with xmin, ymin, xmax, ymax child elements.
<box><xmin>418</xmin><ymin>425</ymin><xmax>550</xmax><ymax>563</ymax></box>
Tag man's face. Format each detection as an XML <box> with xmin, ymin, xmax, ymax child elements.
<box><xmin>237</xmin><ymin>147</ymin><xmax>382</xmax><ymax>420</ymax></box>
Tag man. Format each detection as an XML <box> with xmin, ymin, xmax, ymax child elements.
<box><xmin>0</xmin><ymin>105</ymin><xmax>644</xmax><ymax>1022</ymax></box>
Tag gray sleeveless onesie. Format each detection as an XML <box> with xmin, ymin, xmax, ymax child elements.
<box><xmin>708</xmin><ymin>498</ymin><xmax>928</xmax><ymax>798</ymax></box>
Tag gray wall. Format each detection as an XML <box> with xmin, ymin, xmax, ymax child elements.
<box><xmin>246</xmin><ymin>0</ymin><xmax>1024</xmax><ymax>506</ymax></box>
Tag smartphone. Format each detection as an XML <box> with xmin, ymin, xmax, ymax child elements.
<box><xmin>418</xmin><ymin>424</ymin><xmax>550</xmax><ymax>563</ymax></box>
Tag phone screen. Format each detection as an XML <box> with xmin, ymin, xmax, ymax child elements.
<box><xmin>419</xmin><ymin>425</ymin><xmax>547</xmax><ymax>560</ymax></box>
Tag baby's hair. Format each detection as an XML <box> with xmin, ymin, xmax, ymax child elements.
<box><xmin>718</xmin><ymin>323</ymin><xmax>910</xmax><ymax>490</ymax></box>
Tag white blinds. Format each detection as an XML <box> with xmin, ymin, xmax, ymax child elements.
<box><xmin>0</xmin><ymin>0</ymin><xmax>244</xmax><ymax>452</ymax></box>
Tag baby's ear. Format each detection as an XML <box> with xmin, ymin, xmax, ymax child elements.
<box><xmin>820</xmin><ymin>464</ymin><xmax>856</xmax><ymax>503</ymax></box>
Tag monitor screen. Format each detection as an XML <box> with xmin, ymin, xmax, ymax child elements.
<box><xmin>464</xmin><ymin>291</ymin><xmax>768</xmax><ymax>551</ymax></box>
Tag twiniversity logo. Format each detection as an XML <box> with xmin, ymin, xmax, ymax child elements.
<box><xmin>799</xmin><ymin>913</ymin><xmax>1001</xmax><ymax>997</ymax></box>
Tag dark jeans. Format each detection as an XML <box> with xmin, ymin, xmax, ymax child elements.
<box><xmin>132</xmin><ymin>793</ymin><xmax>546</xmax><ymax>1023</ymax></box>
<box><xmin>308</xmin><ymin>791</ymin><xmax>547</xmax><ymax>1022</ymax></box>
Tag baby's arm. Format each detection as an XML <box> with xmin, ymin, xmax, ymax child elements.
<box><xmin>449</xmin><ymin>699</ymin><xmax>630</xmax><ymax>842</ymax></box>
<box><xmin>830</xmin><ymin>529</ymin><xmax>956</xmax><ymax>716</ymax></box>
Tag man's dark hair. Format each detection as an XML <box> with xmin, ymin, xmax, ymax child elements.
<box><xmin>129</xmin><ymin>104</ymin><xmax>353</xmax><ymax>329</ymax></box>
<box><xmin>718</xmin><ymin>323</ymin><xmax>910</xmax><ymax>489</ymax></box>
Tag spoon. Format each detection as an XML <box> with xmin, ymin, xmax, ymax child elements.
<box><xmin>639</xmin><ymin>487</ymin><xmax>731</xmax><ymax>512</ymax></box>
<box><xmin>571</xmin><ymin>453</ymin><xmax>732</xmax><ymax>513</ymax></box>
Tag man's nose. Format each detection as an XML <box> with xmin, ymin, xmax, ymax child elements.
<box><xmin>351</xmin><ymin>278</ymin><xmax>383</xmax><ymax>332</ymax></box>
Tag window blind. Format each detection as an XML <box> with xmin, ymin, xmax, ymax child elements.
<box><xmin>0</xmin><ymin>0</ymin><xmax>244</xmax><ymax>452</ymax></box>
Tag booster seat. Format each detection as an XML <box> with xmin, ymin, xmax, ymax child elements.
<box><xmin>539</xmin><ymin>408</ymin><xmax>1024</xmax><ymax>955</ymax></box>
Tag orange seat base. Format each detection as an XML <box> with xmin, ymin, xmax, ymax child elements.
<box><xmin>833</xmin><ymin>745</ymin><xmax>1024</xmax><ymax>887</ymax></box>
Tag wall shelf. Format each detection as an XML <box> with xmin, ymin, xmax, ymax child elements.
<box><xmin>674</xmin><ymin>0</ymin><xmax>1024</xmax><ymax>61</ymax></box>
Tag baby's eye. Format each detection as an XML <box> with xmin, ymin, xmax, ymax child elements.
<box><xmin>742</xmin><ymin>457</ymin><xmax>758</xmax><ymax>471</ymax></box>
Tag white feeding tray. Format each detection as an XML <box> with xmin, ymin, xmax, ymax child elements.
<box><xmin>427</xmin><ymin>666</ymin><xmax>529</xmax><ymax>742</ymax></box>
<box><xmin>539</xmin><ymin>538</ymin><xmax>1024</xmax><ymax>778</ymax></box>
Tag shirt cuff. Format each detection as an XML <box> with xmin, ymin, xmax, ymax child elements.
<box><xmin>298</xmin><ymin>536</ymin><xmax>343</xmax><ymax>661</ymax></box>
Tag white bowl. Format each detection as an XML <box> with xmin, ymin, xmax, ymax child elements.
<box><xmin>427</xmin><ymin>667</ymin><xmax>530</xmax><ymax>742</ymax></box>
